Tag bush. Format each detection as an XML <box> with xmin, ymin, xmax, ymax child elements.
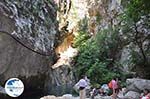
<box><xmin>86</xmin><ymin>61</ymin><xmax>119</xmax><ymax>84</ymax></box>
<box><xmin>73</xmin><ymin>29</ymin><xmax>121</xmax><ymax>85</ymax></box>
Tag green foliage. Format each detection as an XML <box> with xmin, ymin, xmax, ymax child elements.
<box><xmin>130</xmin><ymin>50</ymin><xmax>142</xmax><ymax>65</ymax></box>
<box><xmin>126</xmin><ymin>0</ymin><xmax>150</xmax><ymax>22</ymax></box>
<box><xmin>87</xmin><ymin>61</ymin><xmax>119</xmax><ymax>84</ymax></box>
<box><xmin>74</xmin><ymin>0</ymin><xmax>150</xmax><ymax>85</ymax></box>
<box><xmin>74</xmin><ymin>28</ymin><xmax>122</xmax><ymax>85</ymax></box>
<box><xmin>73</xmin><ymin>31</ymin><xmax>90</xmax><ymax>48</ymax></box>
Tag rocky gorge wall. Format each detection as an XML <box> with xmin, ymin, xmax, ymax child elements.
<box><xmin>0</xmin><ymin>0</ymin><xmax>59</xmax><ymax>98</ymax></box>
<box><xmin>72</xmin><ymin>0</ymin><xmax>150</xmax><ymax>78</ymax></box>
<box><xmin>0</xmin><ymin>0</ymin><xmax>149</xmax><ymax>98</ymax></box>
<box><xmin>0</xmin><ymin>0</ymin><xmax>59</xmax><ymax>54</ymax></box>
<box><xmin>0</xmin><ymin>0</ymin><xmax>78</xmax><ymax>98</ymax></box>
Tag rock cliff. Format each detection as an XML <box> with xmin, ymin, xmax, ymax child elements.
<box><xmin>0</xmin><ymin>0</ymin><xmax>149</xmax><ymax>98</ymax></box>
<box><xmin>0</xmin><ymin>0</ymin><xmax>58</xmax><ymax>97</ymax></box>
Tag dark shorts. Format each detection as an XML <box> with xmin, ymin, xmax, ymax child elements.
<box><xmin>115</xmin><ymin>88</ymin><xmax>119</xmax><ymax>93</ymax></box>
<box><xmin>79</xmin><ymin>87</ymin><xmax>85</xmax><ymax>90</ymax></box>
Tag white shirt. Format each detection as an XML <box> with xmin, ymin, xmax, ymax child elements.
<box><xmin>76</xmin><ymin>79</ymin><xmax>88</xmax><ymax>88</ymax></box>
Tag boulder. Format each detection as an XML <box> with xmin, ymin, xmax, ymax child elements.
<box><xmin>126</xmin><ymin>78</ymin><xmax>150</xmax><ymax>93</ymax></box>
<box><xmin>124</xmin><ymin>91</ymin><xmax>140</xmax><ymax>99</ymax></box>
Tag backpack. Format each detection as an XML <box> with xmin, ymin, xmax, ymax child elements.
<box><xmin>108</xmin><ymin>81</ymin><xmax>112</xmax><ymax>89</ymax></box>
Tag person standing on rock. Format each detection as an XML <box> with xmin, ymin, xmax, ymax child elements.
<box><xmin>75</xmin><ymin>75</ymin><xmax>88</xmax><ymax>99</ymax></box>
<box><xmin>109</xmin><ymin>77</ymin><xmax>119</xmax><ymax>99</ymax></box>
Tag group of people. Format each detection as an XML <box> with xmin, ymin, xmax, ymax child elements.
<box><xmin>74</xmin><ymin>75</ymin><xmax>150</xmax><ymax>99</ymax></box>
<box><xmin>90</xmin><ymin>77</ymin><xmax>120</xmax><ymax>99</ymax></box>
<box><xmin>74</xmin><ymin>76</ymin><xmax>119</xmax><ymax>99</ymax></box>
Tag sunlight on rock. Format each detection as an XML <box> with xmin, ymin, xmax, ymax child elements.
<box><xmin>52</xmin><ymin>46</ymin><xmax>77</xmax><ymax>69</ymax></box>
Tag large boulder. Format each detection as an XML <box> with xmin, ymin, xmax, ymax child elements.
<box><xmin>126</xmin><ymin>78</ymin><xmax>150</xmax><ymax>93</ymax></box>
<box><xmin>124</xmin><ymin>91</ymin><xmax>140</xmax><ymax>99</ymax></box>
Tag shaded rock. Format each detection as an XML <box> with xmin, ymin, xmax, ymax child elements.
<box><xmin>45</xmin><ymin>66</ymin><xmax>75</xmax><ymax>96</ymax></box>
<box><xmin>0</xmin><ymin>33</ymin><xmax>50</xmax><ymax>97</ymax></box>
<box><xmin>0</xmin><ymin>0</ymin><xmax>59</xmax><ymax>98</ymax></box>
<box><xmin>0</xmin><ymin>85</ymin><xmax>6</xmax><ymax>94</ymax></box>
<box><xmin>45</xmin><ymin>47</ymin><xmax>77</xmax><ymax>95</ymax></box>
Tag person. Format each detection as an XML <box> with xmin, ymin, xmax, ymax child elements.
<box><xmin>90</xmin><ymin>87</ymin><xmax>97</xmax><ymax>99</ymax></box>
<box><xmin>109</xmin><ymin>77</ymin><xmax>119</xmax><ymax>99</ymax></box>
<box><xmin>147</xmin><ymin>93</ymin><xmax>150</xmax><ymax>99</ymax></box>
<box><xmin>90</xmin><ymin>87</ymin><xmax>100</xmax><ymax>99</ymax></box>
<box><xmin>75</xmin><ymin>75</ymin><xmax>88</xmax><ymax>99</ymax></box>
<box><xmin>99</xmin><ymin>88</ymin><xmax>105</xmax><ymax>96</ymax></box>
<box><xmin>100</xmin><ymin>84</ymin><xmax>110</xmax><ymax>96</ymax></box>
<box><xmin>140</xmin><ymin>89</ymin><xmax>150</xmax><ymax>99</ymax></box>
<box><xmin>85</xmin><ymin>76</ymin><xmax>90</xmax><ymax>87</ymax></box>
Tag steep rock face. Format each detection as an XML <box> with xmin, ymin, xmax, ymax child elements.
<box><xmin>76</xmin><ymin>0</ymin><xmax>150</xmax><ymax>77</ymax></box>
<box><xmin>45</xmin><ymin>47</ymin><xmax>78</xmax><ymax>95</ymax></box>
<box><xmin>0</xmin><ymin>0</ymin><xmax>58</xmax><ymax>97</ymax></box>
<box><xmin>43</xmin><ymin>0</ymin><xmax>78</xmax><ymax>95</ymax></box>
<box><xmin>0</xmin><ymin>0</ymin><xmax>58</xmax><ymax>54</ymax></box>
<box><xmin>45</xmin><ymin>0</ymin><xmax>122</xmax><ymax>94</ymax></box>
<box><xmin>0</xmin><ymin>33</ymin><xmax>49</xmax><ymax>92</ymax></box>
<box><xmin>43</xmin><ymin>0</ymin><xmax>92</xmax><ymax>95</ymax></box>
<box><xmin>87</xmin><ymin>0</ymin><xmax>122</xmax><ymax>33</ymax></box>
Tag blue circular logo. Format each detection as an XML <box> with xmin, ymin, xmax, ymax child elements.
<box><xmin>5</xmin><ymin>78</ymin><xmax>24</xmax><ymax>97</ymax></box>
